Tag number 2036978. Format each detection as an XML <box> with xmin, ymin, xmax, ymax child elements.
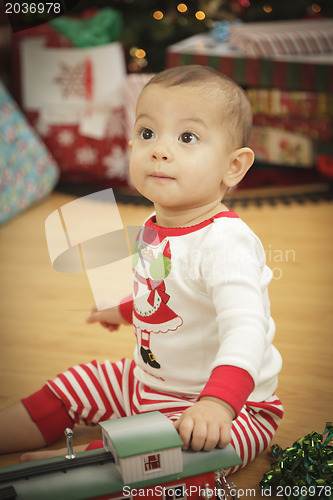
<box><xmin>5</xmin><ymin>2</ymin><xmax>61</xmax><ymax>14</ymax></box>
<box><xmin>275</xmin><ymin>485</ymin><xmax>332</xmax><ymax>497</ymax></box>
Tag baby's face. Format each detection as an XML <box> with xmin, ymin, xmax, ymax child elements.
<box><xmin>129</xmin><ymin>83</ymin><xmax>233</xmax><ymax>213</ymax></box>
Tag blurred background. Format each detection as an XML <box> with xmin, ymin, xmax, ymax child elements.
<box><xmin>0</xmin><ymin>2</ymin><xmax>332</xmax><ymax>492</ymax></box>
<box><xmin>0</xmin><ymin>0</ymin><xmax>333</xmax><ymax>216</ymax></box>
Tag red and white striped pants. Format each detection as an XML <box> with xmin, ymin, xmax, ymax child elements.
<box><xmin>47</xmin><ymin>358</ymin><xmax>283</xmax><ymax>475</ymax></box>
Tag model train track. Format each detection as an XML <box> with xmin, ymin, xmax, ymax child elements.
<box><xmin>0</xmin><ymin>449</ymin><xmax>114</xmax><ymax>483</ymax></box>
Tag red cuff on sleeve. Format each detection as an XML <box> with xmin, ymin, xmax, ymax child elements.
<box><xmin>199</xmin><ymin>365</ymin><xmax>254</xmax><ymax>417</ymax></box>
<box><xmin>22</xmin><ymin>385</ymin><xmax>74</xmax><ymax>445</ymax></box>
<box><xmin>119</xmin><ymin>295</ymin><xmax>134</xmax><ymax>324</ymax></box>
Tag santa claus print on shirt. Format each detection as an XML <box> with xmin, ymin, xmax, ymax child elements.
<box><xmin>132</xmin><ymin>227</ymin><xmax>183</xmax><ymax>369</ymax></box>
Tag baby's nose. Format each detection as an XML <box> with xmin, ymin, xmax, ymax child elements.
<box><xmin>152</xmin><ymin>151</ymin><xmax>168</xmax><ymax>161</ymax></box>
<box><xmin>151</xmin><ymin>143</ymin><xmax>172</xmax><ymax>162</ymax></box>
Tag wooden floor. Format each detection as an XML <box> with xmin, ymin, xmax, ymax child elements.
<box><xmin>0</xmin><ymin>191</ymin><xmax>332</xmax><ymax>498</ymax></box>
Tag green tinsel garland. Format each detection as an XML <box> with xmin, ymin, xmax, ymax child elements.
<box><xmin>260</xmin><ymin>422</ymin><xmax>333</xmax><ymax>499</ymax></box>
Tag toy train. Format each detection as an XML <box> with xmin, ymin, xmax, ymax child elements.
<box><xmin>0</xmin><ymin>412</ymin><xmax>242</xmax><ymax>500</ymax></box>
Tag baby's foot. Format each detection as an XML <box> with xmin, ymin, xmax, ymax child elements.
<box><xmin>20</xmin><ymin>444</ymin><xmax>86</xmax><ymax>463</ymax></box>
<box><xmin>20</xmin><ymin>447</ymin><xmax>67</xmax><ymax>462</ymax></box>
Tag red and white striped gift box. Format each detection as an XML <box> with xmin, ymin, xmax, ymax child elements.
<box><xmin>229</xmin><ymin>19</ymin><xmax>333</xmax><ymax>58</ymax></box>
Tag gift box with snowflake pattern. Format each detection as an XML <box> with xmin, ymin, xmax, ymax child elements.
<box><xmin>12</xmin><ymin>23</ymin><xmax>129</xmax><ymax>187</ymax></box>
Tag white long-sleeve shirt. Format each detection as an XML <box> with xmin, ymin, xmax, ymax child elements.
<box><xmin>120</xmin><ymin>210</ymin><xmax>282</xmax><ymax>412</ymax></box>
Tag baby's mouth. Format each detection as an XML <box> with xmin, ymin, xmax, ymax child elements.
<box><xmin>150</xmin><ymin>172</ymin><xmax>175</xmax><ymax>180</ymax></box>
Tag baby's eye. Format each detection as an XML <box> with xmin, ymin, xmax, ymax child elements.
<box><xmin>179</xmin><ymin>132</ymin><xmax>198</xmax><ymax>144</ymax></box>
<box><xmin>140</xmin><ymin>128</ymin><xmax>154</xmax><ymax>140</ymax></box>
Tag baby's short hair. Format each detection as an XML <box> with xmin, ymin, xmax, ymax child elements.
<box><xmin>143</xmin><ymin>65</ymin><xmax>252</xmax><ymax>151</ymax></box>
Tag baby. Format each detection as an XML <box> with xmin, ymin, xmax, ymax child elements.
<box><xmin>0</xmin><ymin>66</ymin><xmax>283</xmax><ymax>474</ymax></box>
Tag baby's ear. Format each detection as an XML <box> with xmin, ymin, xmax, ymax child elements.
<box><xmin>223</xmin><ymin>147</ymin><xmax>254</xmax><ymax>188</ymax></box>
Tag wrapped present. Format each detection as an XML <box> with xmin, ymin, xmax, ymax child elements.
<box><xmin>249</xmin><ymin>126</ymin><xmax>314</xmax><ymax>168</ymax></box>
<box><xmin>229</xmin><ymin>19</ymin><xmax>333</xmax><ymax>58</ymax></box>
<box><xmin>167</xmin><ymin>34</ymin><xmax>333</xmax><ymax>92</ymax></box>
<box><xmin>246</xmin><ymin>89</ymin><xmax>333</xmax><ymax>118</ymax></box>
<box><xmin>247</xmin><ymin>88</ymin><xmax>333</xmax><ymax>142</ymax></box>
<box><xmin>252</xmin><ymin>114</ymin><xmax>332</xmax><ymax>142</ymax></box>
<box><xmin>12</xmin><ymin>10</ymin><xmax>130</xmax><ymax>187</ymax></box>
<box><xmin>0</xmin><ymin>81</ymin><xmax>59</xmax><ymax>225</ymax></box>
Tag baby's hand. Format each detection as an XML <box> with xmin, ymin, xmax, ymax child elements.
<box><xmin>86</xmin><ymin>302</ymin><xmax>124</xmax><ymax>332</ymax></box>
<box><xmin>173</xmin><ymin>397</ymin><xmax>235</xmax><ymax>452</ymax></box>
